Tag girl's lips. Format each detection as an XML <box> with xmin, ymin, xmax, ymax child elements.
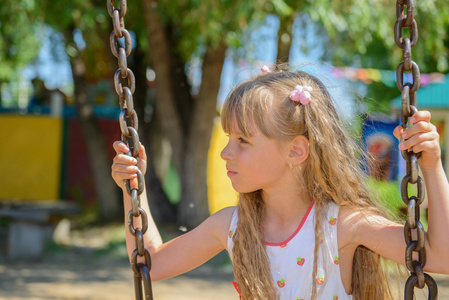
<box><xmin>227</xmin><ymin>170</ymin><xmax>237</xmax><ymax>177</ymax></box>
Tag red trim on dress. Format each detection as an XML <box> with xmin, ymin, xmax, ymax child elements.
<box><xmin>232</xmin><ymin>281</ymin><xmax>243</xmax><ymax>298</ymax></box>
<box><xmin>265</xmin><ymin>201</ymin><xmax>315</xmax><ymax>247</ymax></box>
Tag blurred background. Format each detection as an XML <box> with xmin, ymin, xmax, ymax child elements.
<box><xmin>1</xmin><ymin>0</ymin><xmax>449</xmax><ymax>299</ymax></box>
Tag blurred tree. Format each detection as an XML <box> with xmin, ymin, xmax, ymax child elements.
<box><xmin>275</xmin><ymin>1</ymin><xmax>449</xmax><ymax>111</ymax></box>
<box><xmin>0</xmin><ymin>1</ymin><xmax>41</xmax><ymax>100</ymax></box>
<box><xmin>4</xmin><ymin>0</ymin><xmax>448</xmax><ymax>228</ymax></box>
<box><xmin>39</xmin><ymin>0</ymin><xmax>121</xmax><ymax>221</ymax></box>
<box><xmin>323</xmin><ymin>1</ymin><xmax>449</xmax><ymax>110</ymax></box>
<box><xmin>307</xmin><ymin>0</ymin><xmax>449</xmax><ymax>73</ymax></box>
<box><xmin>276</xmin><ymin>0</ymin><xmax>449</xmax><ymax>71</ymax></box>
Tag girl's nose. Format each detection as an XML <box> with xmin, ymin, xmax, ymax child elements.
<box><xmin>221</xmin><ymin>142</ymin><xmax>233</xmax><ymax>161</ymax></box>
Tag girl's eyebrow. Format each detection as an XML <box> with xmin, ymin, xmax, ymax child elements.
<box><xmin>229</xmin><ymin>126</ymin><xmax>245</xmax><ymax>136</ymax></box>
<box><xmin>235</xmin><ymin>129</ymin><xmax>252</xmax><ymax>138</ymax></box>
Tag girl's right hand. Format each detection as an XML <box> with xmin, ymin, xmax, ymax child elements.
<box><xmin>111</xmin><ymin>141</ymin><xmax>147</xmax><ymax>190</ymax></box>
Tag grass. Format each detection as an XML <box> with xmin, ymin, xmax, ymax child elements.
<box><xmin>367</xmin><ymin>178</ymin><xmax>403</xmax><ymax>215</ymax></box>
<box><xmin>367</xmin><ymin>178</ymin><xmax>429</xmax><ymax>228</ymax></box>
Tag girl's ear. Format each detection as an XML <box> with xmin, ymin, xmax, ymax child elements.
<box><xmin>288</xmin><ymin>135</ymin><xmax>309</xmax><ymax>167</ymax></box>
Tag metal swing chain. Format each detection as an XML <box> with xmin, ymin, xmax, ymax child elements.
<box><xmin>394</xmin><ymin>0</ymin><xmax>438</xmax><ymax>299</ymax></box>
<box><xmin>107</xmin><ymin>1</ymin><xmax>153</xmax><ymax>299</ymax></box>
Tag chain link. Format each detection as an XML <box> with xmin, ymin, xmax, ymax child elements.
<box><xmin>394</xmin><ymin>1</ymin><xmax>438</xmax><ymax>299</ymax></box>
<box><xmin>107</xmin><ymin>1</ymin><xmax>153</xmax><ymax>299</ymax></box>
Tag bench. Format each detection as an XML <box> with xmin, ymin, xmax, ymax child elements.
<box><xmin>0</xmin><ymin>201</ymin><xmax>81</xmax><ymax>262</ymax></box>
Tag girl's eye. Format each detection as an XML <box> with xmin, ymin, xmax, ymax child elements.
<box><xmin>238</xmin><ymin>137</ymin><xmax>249</xmax><ymax>144</ymax></box>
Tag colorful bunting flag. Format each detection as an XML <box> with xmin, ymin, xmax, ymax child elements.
<box><xmin>331</xmin><ymin>66</ymin><xmax>445</xmax><ymax>87</ymax></box>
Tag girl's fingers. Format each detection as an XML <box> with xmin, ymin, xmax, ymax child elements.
<box><xmin>394</xmin><ymin>111</ymin><xmax>432</xmax><ymax>141</ymax></box>
<box><xmin>393</xmin><ymin>125</ymin><xmax>403</xmax><ymax>141</ymax></box>
<box><xmin>113</xmin><ymin>141</ymin><xmax>147</xmax><ymax>163</ymax></box>
<box><xmin>399</xmin><ymin>131</ymin><xmax>439</xmax><ymax>152</ymax></box>
<box><xmin>112</xmin><ymin>170</ymin><xmax>137</xmax><ymax>180</ymax></box>
<box><xmin>113</xmin><ymin>153</ymin><xmax>137</xmax><ymax>166</ymax></box>
<box><xmin>137</xmin><ymin>143</ymin><xmax>147</xmax><ymax>176</ymax></box>
<box><xmin>112</xmin><ymin>163</ymin><xmax>139</xmax><ymax>174</ymax></box>
<box><xmin>409</xmin><ymin>140</ymin><xmax>440</xmax><ymax>155</ymax></box>
<box><xmin>113</xmin><ymin>141</ymin><xmax>145</xmax><ymax>167</ymax></box>
<box><xmin>111</xmin><ymin>171</ymin><xmax>137</xmax><ymax>188</ymax></box>
<box><xmin>394</xmin><ymin>111</ymin><xmax>440</xmax><ymax>168</ymax></box>
<box><xmin>139</xmin><ymin>143</ymin><xmax>147</xmax><ymax>162</ymax></box>
<box><xmin>409</xmin><ymin>110</ymin><xmax>431</xmax><ymax>124</ymax></box>
<box><xmin>112</xmin><ymin>140</ymin><xmax>147</xmax><ymax>188</ymax></box>
<box><xmin>113</xmin><ymin>140</ymin><xmax>130</xmax><ymax>154</ymax></box>
<box><xmin>402</xmin><ymin>121</ymin><xmax>435</xmax><ymax>140</ymax></box>
<box><xmin>111</xmin><ymin>160</ymin><xmax>139</xmax><ymax>181</ymax></box>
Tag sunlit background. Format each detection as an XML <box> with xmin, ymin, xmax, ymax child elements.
<box><xmin>1</xmin><ymin>1</ymin><xmax>449</xmax><ymax>299</ymax></box>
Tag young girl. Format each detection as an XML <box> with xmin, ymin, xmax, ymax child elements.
<box><xmin>111</xmin><ymin>68</ymin><xmax>449</xmax><ymax>299</ymax></box>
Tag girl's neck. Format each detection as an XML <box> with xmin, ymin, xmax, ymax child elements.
<box><xmin>262</xmin><ymin>186</ymin><xmax>312</xmax><ymax>226</ymax></box>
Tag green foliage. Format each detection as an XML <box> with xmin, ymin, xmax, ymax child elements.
<box><xmin>158</xmin><ymin>0</ymin><xmax>271</xmax><ymax>61</ymax></box>
<box><xmin>163</xmin><ymin>161</ymin><xmax>181</xmax><ymax>204</ymax></box>
<box><xmin>270</xmin><ymin>0</ymin><xmax>293</xmax><ymax>16</ymax></box>
<box><xmin>366</xmin><ymin>178</ymin><xmax>404</xmax><ymax>219</ymax></box>
<box><xmin>364</xmin><ymin>82</ymin><xmax>399</xmax><ymax>113</ymax></box>
<box><xmin>38</xmin><ymin>0</ymin><xmax>117</xmax><ymax>79</ymax></box>
<box><xmin>40</xmin><ymin>0</ymin><xmax>110</xmax><ymax>49</ymax></box>
<box><xmin>0</xmin><ymin>0</ymin><xmax>42</xmax><ymax>81</ymax></box>
<box><xmin>295</xmin><ymin>0</ymin><xmax>449</xmax><ymax>113</ymax></box>
<box><xmin>124</xmin><ymin>0</ymin><xmax>149</xmax><ymax>56</ymax></box>
<box><xmin>40</xmin><ymin>0</ymin><xmax>108</xmax><ymax>34</ymax></box>
<box><xmin>306</xmin><ymin>0</ymin><xmax>449</xmax><ymax>73</ymax></box>
<box><xmin>4</xmin><ymin>0</ymin><xmax>447</xmax><ymax>82</ymax></box>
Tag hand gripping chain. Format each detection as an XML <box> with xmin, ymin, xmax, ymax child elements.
<box><xmin>394</xmin><ymin>0</ymin><xmax>438</xmax><ymax>299</ymax></box>
<box><xmin>107</xmin><ymin>1</ymin><xmax>153</xmax><ymax>299</ymax></box>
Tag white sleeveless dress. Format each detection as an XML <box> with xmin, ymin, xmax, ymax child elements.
<box><xmin>227</xmin><ymin>201</ymin><xmax>352</xmax><ymax>300</ymax></box>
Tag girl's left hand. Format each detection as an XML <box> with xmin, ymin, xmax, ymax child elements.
<box><xmin>393</xmin><ymin>110</ymin><xmax>441</xmax><ymax>170</ymax></box>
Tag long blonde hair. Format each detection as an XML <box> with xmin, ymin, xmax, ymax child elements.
<box><xmin>221</xmin><ymin>69</ymin><xmax>395</xmax><ymax>299</ymax></box>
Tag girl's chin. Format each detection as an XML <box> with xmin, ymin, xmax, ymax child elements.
<box><xmin>231</xmin><ymin>184</ymin><xmax>259</xmax><ymax>194</ymax></box>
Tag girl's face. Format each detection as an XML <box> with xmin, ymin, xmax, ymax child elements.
<box><xmin>220</xmin><ymin>116</ymin><xmax>291</xmax><ymax>194</ymax></box>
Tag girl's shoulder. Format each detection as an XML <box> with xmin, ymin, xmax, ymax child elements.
<box><xmin>336</xmin><ymin>204</ymin><xmax>372</xmax><ymax>248</ymax></box>
<box><xmin>207</xmin><ymin>206</ymin><xmax>237</xmax><ymax>247</ymax></box>
<box><xmin>336</xmin><ymin>204</ymin><xmax>401</xmax><ymax>252</ymax></box>
<box><xmin>212</xmin><ymin>205</ymin><xmax>237</xmax><ymax>220</ymax></box>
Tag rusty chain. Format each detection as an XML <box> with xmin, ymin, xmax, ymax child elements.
<box><xmin>107</xmin><ymin>1</ymin><xmax>153</xmax><ymax>299</ymax></box>
<box><xmin>394</xmin><ymin>1</ymin><xmax>438</xmax><ymax>299</ymax></box>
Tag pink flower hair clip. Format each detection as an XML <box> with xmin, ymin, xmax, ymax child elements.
<box><xmin>261</xmin><ymin>65</ymin><xmax>270</xmax><ymax>73</ymax></box>
<box><xmin>289</xmin><ymin>85</ymin><xmax>313</xmax><ymax>105</ymax></box>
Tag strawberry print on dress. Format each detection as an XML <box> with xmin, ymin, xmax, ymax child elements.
<box><xmin>296</xmin><ymin>257</ymin><xmax>305</xmax><ymax>266</ymax></box>
<box><xmin>226</xmin><ymin>202</ymin><xmax>352</xmax><ymax>299</ymax></box>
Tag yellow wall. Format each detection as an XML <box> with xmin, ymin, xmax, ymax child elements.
<box><xmin>207</xmin><ymin>117</ymin><xmax>238</xmax><ymax>214</ymax></box>
<box><xmin>0</xmin><ymin>113</ymin><xmax>233</xmax><ymax>208</ymax></box>
<box><xmin>0</xmin><ymin>115</ymin><xmax>62</xmax><ymax>201</ymax></box>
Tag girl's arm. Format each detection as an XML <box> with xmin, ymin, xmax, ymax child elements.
<box><xmin>396</xmin><ymin>110</ymin><xmax>449</xmax><ymax>273</ymax></box>
<box><xmin>112</xmin><ymin>141</ymin><xmax>234</xmax><ymax>281</ymax></box>
<box><xmin>339</xmin><ymin>111</ymin><xmax>449</xmax><ymax>274</ymax></box>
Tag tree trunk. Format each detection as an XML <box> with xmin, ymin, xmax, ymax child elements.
<box><xmin>276</xmin><ymin>15</ymin><xmax>295</xmax><ymax>65</ymax></box>
<box><xmin>178</xmin><ymin>44</ymin><xmax>227</xmax><ymax>229</ymax></box>
<box><xmin>141</xmin><ymin>0</ymin><xmax>184</xmax><ymax>173</ymax></box>
<box><xmin>145</xmin><ymin>126</ymin><xmax>177</xmax><ymax>224</ymax></box>
<box><xmin>70</xmin><ymin>52</ymin><xmax>120</xmax><ymax>222</ymax></box>
<box><xmin>141</xmin><ymin>0</ymin><xmax>227</xmax><ymax>228</ymax></box>
<box><xmin>131</xmin><ymin>44</ymin><xmax>176</xmax><ymax>224</ymax></box>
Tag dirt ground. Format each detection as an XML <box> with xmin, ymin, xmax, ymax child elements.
<box><xmin>1</xmin><ymin>223</ymin><xmax>448</xmax><ymax>300</ymax></box>
<box><xmin>0</xmin><ymin>259</ymin><xmax>237</xmax><ymax>300</ymax></box>
<box><xmin>0</xmin><ymin>223</ymin><xmax>238</xmax><ymax>300</ymax></box>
